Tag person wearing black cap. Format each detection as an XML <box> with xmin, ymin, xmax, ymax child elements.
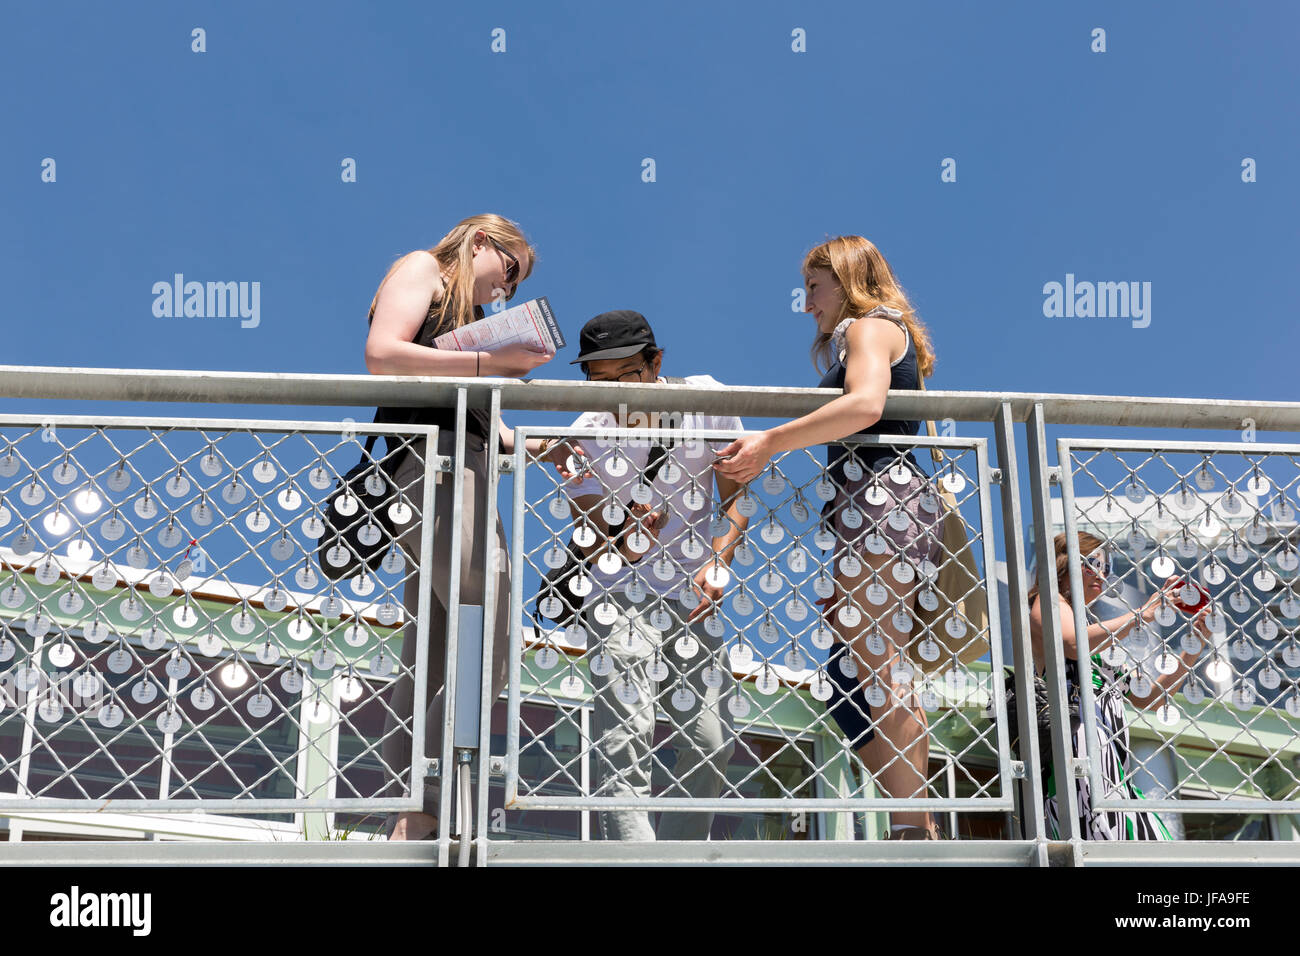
<box><xmin>567</xmin><ymin>308</ymin><xmax>659</xmax><ymax>367</ymax></box>
<box><xmin>549</xmin><ymin>310</ymin><xmax>750</xmax><ymax>841</ymax></box>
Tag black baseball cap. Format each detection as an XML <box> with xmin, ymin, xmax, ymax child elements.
<box><xmin>570</xmin><ymin>310</ymin><xmax>658</xmax><ymax>364</ymax></box>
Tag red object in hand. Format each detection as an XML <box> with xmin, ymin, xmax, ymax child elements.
<box><xmin>1166</xmin><ymin>577</ymin><xmax>1209</xmax><ymax>614</ymax></box>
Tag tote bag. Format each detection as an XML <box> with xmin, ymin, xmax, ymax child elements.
<box><xmin>907</xmin><ymin>376</ymin><xmax>990</xmax><ymax>674</ymax></box>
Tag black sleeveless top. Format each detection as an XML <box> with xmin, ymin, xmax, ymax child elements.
<box><xmin>818</xmin><ymin>309</ymin><xmax>924</xmax><ymax>485</ymax></box>
<box><xmin>370</xmin><ymin>303</ymin><xmax>492</xmax><ymax>453</ymax></box>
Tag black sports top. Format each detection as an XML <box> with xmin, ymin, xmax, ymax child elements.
<box><xmin>817</xmin><ymin>306</ymin><xmax>924</xmax><ymax>485</ymax></box>
<box><xmin>370</xmin><ymin>302</ymin><xmax>492</xmax><ymax>453</ymax></box>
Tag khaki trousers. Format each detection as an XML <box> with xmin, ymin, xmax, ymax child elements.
<box><xmin>380</xmin><ymin>429</ymin><xmax>511</xmax><ymax>819</ymax></box>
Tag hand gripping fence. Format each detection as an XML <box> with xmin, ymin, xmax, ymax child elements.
<box><xmin>0</xmin><ymin>413</ymin><xmax>441</xmax><ymax>818</ymax></box>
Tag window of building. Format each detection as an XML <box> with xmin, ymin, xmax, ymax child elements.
<box><xmin>164</xmin><ymin>657</ymin><xmax>300</xmax><ymax>820</ymax></box>
<box><xmin>333</xmin><ymin>675</ymin><xmax>408</xmax><ymax>837</ymax></box>
<box><xmin>1177</xmin><ymin>793</ymin><xmax>1274</xmax><ymax>840</ymax></box>
<box><xmin>22</xmin><ymin>647</ymin><xmax>170</xmax><ymax>802</ymax></box>
<box><xmin>487</xmin><ymin>698</ymin><xmax>584</xmax><ymax>841</ymax></box>
<box><xmin>2</xmin><ymin>633</ymin><xmax>301</xmax><ymax>823</ymax></box>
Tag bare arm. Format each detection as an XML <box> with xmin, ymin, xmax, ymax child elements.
<box><xmin>499</xmin><ymin>419</ymin><xmax>554</xmax><ymax>458</ymax></box>
<box><xmin>1129</xmin><ymin>610</ymin><xmax>1207</xmax><ymax>711</ymax></box>
<box><xmin>763</xmin><ymin>318</ymin><xmax>897</xmax><ymax>455</ymax></box>
<box><xmin>713</xmin><ymin>318</ymin><xmax>903</xmax><ymax>483</ymax></box>
<box><xmin>1029</xmin><ymin>594</ymin><xmax>1156</xmax><ymax>674</ymax></box>
<box><xmin>364</xmin><ymin>253</ymin><xmax>482</xmax><ymax>377</ymax></box>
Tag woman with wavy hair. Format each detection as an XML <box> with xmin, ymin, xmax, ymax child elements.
<box><xmin>364</xmin><ymin>213</ymin><xmax>565</xmax><ymax>841</ymax></box>
<box><xmin>716</xmin><ymin>235</ymin><xmax>943</xmax><ymax>839</ymax></box>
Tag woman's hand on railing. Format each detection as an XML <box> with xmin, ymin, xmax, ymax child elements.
<box><xmin>483</xmin><ymin>343</ymin><xmax>555</xmax><ymax>378</ymax></box>
<box><xmin>1190</xmin><ymin>604</ymin><xmax>1212</xmax><ymax>639</ymax></box>
<box><xmin>712</xmin><ymin>433</ymin><xmax>773</xmax><ymax>484</ymax></box>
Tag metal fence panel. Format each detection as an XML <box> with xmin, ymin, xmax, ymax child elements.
<box><xmin>1057</xmin><ymin>437</ymin><xmax>1300</xmax><ymax>818</ymax></box>
<box><xmin>0</xmin><ymin>414</ymin><xmax>439</xmax><ymax>816</ymax></box>
<box><xmin>503</xmin><ymin>423</ymin><xmax>1010</xmax><ymax>816</ymax></box>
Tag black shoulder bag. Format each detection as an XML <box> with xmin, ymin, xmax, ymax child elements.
<box><xmin>316</xmin><ymin>409</ymin><xmax>414</xmax><ymax>581</ymax></box>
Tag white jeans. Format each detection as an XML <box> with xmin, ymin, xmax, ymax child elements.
<box><xmin>582</xmin><ymin>587</ymin><xmax>736</xmax><ymax>840</ymax></box>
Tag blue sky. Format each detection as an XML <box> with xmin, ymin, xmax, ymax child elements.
<box><xmin>1</xmin><ymin>1</ymin><xmax>1297</xmax><ymax>571</ymax></box>
<box><xmin>3</xmin><ymin>1</ymin><xmax>1296</xmax><ymax>400</ymax></box>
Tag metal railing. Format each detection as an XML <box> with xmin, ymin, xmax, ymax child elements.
<box><xmin>0</xmin><ymin>412</ymin><xmax>441</xmax><ymax>823</ymax></box>
<box><xmin>0</xmin><ymin>364</ymin><xmax>1297</xmax><ymax>866</ymax></box>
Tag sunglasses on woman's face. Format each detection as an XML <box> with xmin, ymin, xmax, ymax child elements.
<box><xmin>486</xmin><ymin>235</ymin><xmax>521</xmax><ymax>296</ymax></box>
<box><xmin>1083</xmin><ymin>551</ymin><xmax>1111</xmax><ymax>579</ymax></box>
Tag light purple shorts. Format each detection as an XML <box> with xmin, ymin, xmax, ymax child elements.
<box><xmin>823</xmin><ymin>469</ymin><xmax>944</xmax><ymax>569</ymax></box>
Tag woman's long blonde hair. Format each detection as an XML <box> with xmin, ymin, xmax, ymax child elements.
<box><xmin>803</xmin><ymin>236</ymin><xmax>935</xmax><ymax>378</ymax></box>
<box><xmin>1027</xmin><ymin>532</ymin><xmax>1106</xmax><ymax>609</ymax></box>
<box><xmin>367</xmin><ymin>213</ymin><xmax>537</xmax><ymax>344</ymax></box>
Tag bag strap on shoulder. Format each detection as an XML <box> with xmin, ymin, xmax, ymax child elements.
<box><xmin>357</xmin><ymin>407</ymin><xmax>384</xmax><ymax>460</ymax></box>
<box><xmin>642</xmin><ymin>376</ymin><xmax>690</xmax><ymax>475</ymax></box>
<box><xmin>917</xmin><ymin>374</ymin><xmax>944</xmax><ymax>467</ymax></box>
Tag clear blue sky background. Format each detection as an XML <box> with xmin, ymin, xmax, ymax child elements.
<box><xmin>2</xmin><ymin>1</ymin><xmax>1296</xmax><ymax>400</ymax></box>
<box><xmin>1</xmin><ymin>1</ymin><xmax>1297</xmax><ymax>575</ymax></box>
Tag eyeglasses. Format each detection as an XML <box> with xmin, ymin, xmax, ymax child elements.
<box><xmin>1083</xmin><ymin>550</ymin><xmax>1111</xmax><ymax>579</ymax></box>
<box><xmin>586</xmin><ymin>360</ymin><xmax>649</xmax><ymax>383</ymax></box>
<box><xmin>485</xmin><ymin>235</ymin><xmax>520</xmax><ymax>299</ymax></box>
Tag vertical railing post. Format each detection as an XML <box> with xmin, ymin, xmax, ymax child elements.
<box><xmin>407</xmin><ymin>422</ymin><xmax>438</xmax><ymax>859</ymax></box>
<box><xmin>1025</xmin><ymin>404</ymin><xmax>1084</xmax><ymax>865</ymax></box>
<box><xmin>472</xmin><ymin>386</ymin><xmax>506</xmax><ymax>866</ymax></box>
<box><xmin>435</xmin><ymin>387</ymin><xmax>469</xmax><ymax>868</ymax></box>
<box><xmin>1054</xmin><ymin>439</ymin><xmax>1107</xmax><ymax>838</ymax></box>
<box><xmin>994</xmin><ymin>402</ymin><xmax>1048</xmax><ymax>865</ymax></box>
<box><xmin>502</xmin><ymin>427</ymin><xmax>529</xmax><ymax>831</ymax></box>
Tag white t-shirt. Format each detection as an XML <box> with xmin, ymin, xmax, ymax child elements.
<box><xmin>562</xmin><ymin>374</ymin><xmax>744</xmax><ymax>599</ymax></box>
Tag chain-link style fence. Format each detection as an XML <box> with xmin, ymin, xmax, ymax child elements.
<box><xmin>504</xmin><ymin>424</ymin><xmax>1010</xmax><ymax>820</ymax></box>
<box><xmin>1058</xmin><ymin>439</ymin><xmax>1300</xmax><ymax>824</ymax></box>
<box><xmin>0</xmin><ymin>370</ymin><xmax>1298</xmax><ymax>865</ymax></box>
<box><xmin>0</xmin><ymin>415</ymin><xmax>439</xmax><ymax>815</ymax></box>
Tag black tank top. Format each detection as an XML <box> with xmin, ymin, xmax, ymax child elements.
<box><xmin>369</xmin><ymin>303</ymin><xmax>492</xmax><ymax>452</ymax></box>
<box><xmin>817</xmin><ymin>309</ymin><xmax>924</xmax><ymax>484</ymax></box>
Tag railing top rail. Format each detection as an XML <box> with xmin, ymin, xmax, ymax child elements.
<box><xmin>2</xmin><ymin>365</ymin><xmax>1298</xmax><ymax>430</ymax></box>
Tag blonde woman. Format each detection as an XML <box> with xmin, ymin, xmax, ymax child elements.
<box><xmin>364</xmin><ymin>214</ymin><xmax>564</xmax><ymax>841</ymax></box>
<box><xmin>716</xmin><ymin>236</ymin><xmax>942</xmax><ymax>839</ymax></box>
<box><xmin>1029</xmin><ymin>532</ymin><xmax>1201</xmax><ymax>840</ymax></box>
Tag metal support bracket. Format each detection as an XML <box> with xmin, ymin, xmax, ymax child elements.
<box><xmin>432</xmin><ymin>454</ymin><xmax>454</xmax><ymax>473</ymax></box>
<box><xmin>488</xmin><ymin>756</ymin><xmax>507</xmax><ymax>777</ymax></box>
<box><xmin>498</xmin><ymin>458</ymin><xmax>515</xmax><ymax>473</ymax></box>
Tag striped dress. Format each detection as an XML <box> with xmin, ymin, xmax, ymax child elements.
<box><xmin>1044</xmin><ymin>657</ymin><xmax>1173</xmax><ymax>841</ymax></box>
